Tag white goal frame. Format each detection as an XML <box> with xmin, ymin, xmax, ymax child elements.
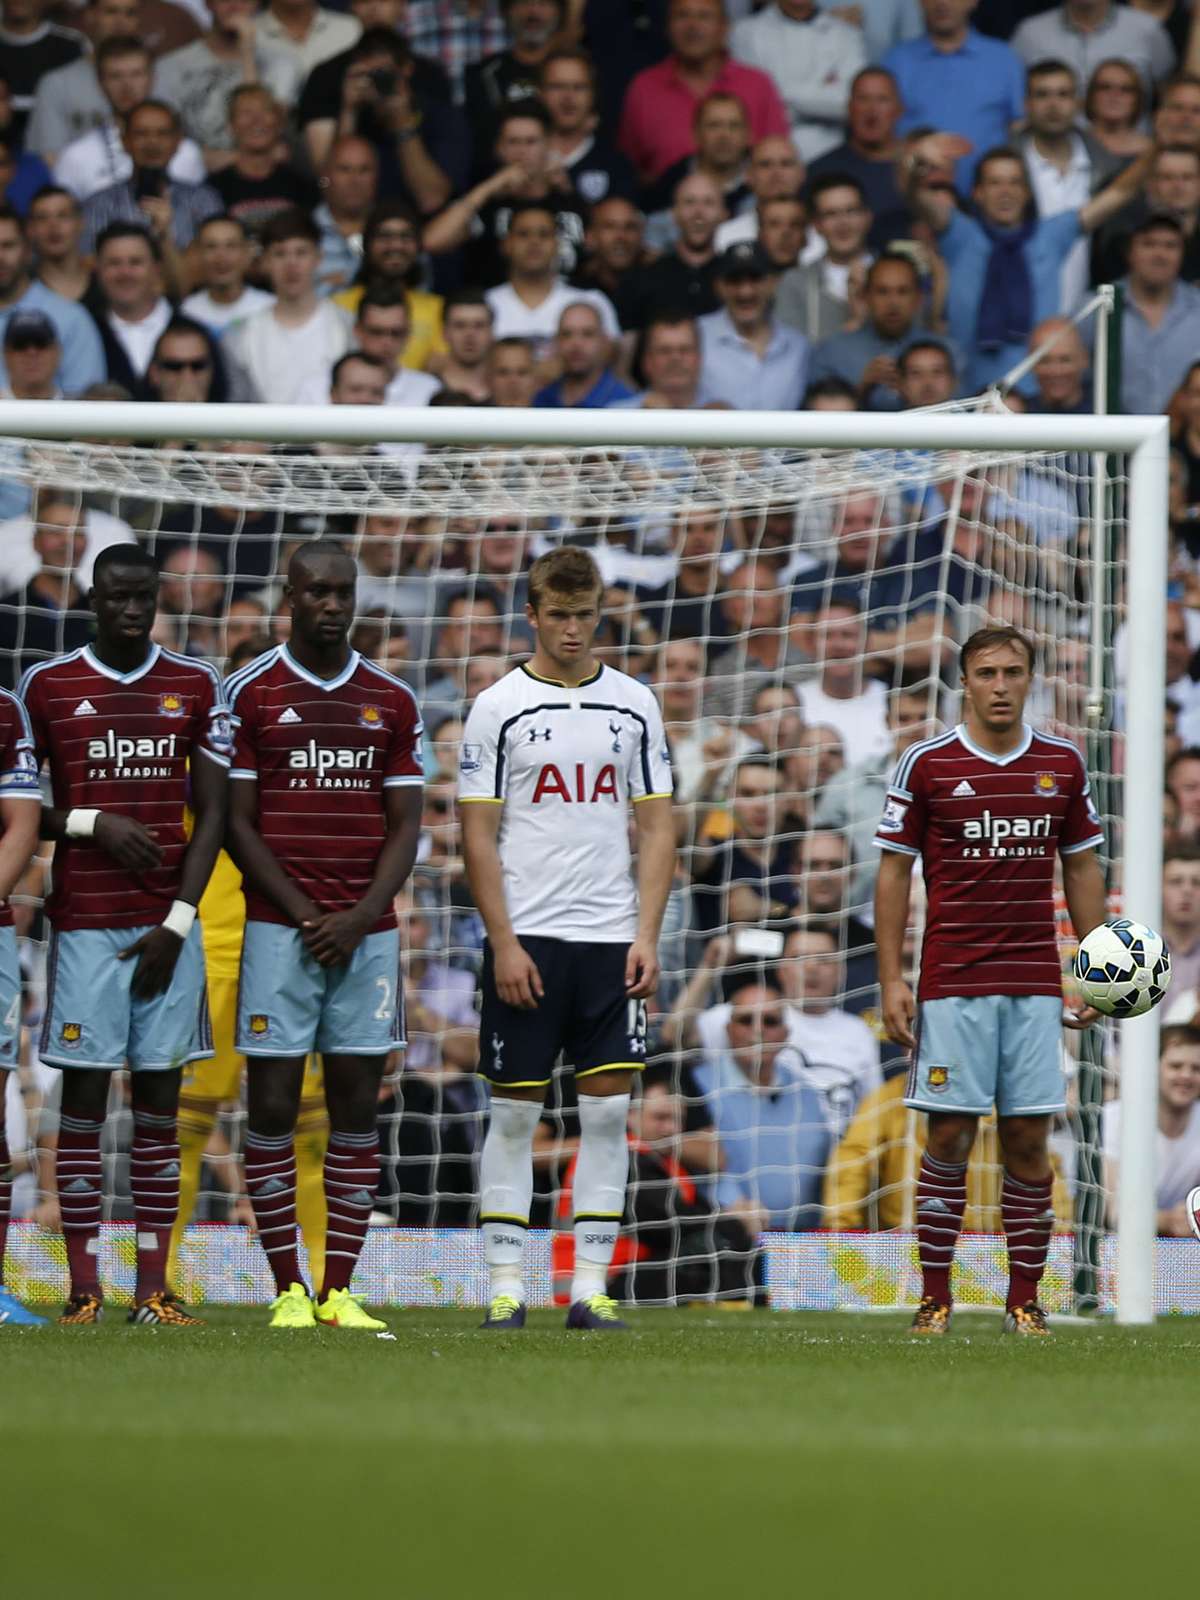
<box><xmin>0</xmin><ymin>400</ymin><xmax>1170</xmax><ymax>1325</ymax></box>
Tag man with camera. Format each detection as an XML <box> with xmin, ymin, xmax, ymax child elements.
<box><xmin>80</xmin><ymin>100</ymin><xmax>222</xmax><ymax>291</ymax></box>
<box><xmin>300</xmin><ymin>28</ymin><xmax>469</xmax><ymax>218</ymax></box>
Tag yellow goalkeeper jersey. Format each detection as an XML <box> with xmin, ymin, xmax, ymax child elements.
<box><xmin>182</xmin><ymin>803</ymin><xmax>245</xmax><ymax>980</ymax></box>
<box><xmin>198</xmin><ymin>847</ymin><xmax>246</xmax><ymax>982</ymax></box>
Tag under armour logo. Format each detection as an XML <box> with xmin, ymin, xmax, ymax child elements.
<box><xmin>609</xmin><ymin>720</ymin><xmax>623</xmax><ymax>753</ymax></box>
<box><xmin>492</xmin><ymin>1033</ymin><xmax>505</xmax><ymax>1069</ymax></box>
<box><xmin>527</xmin><ymin>728</ymin><xmax>551</xmax><ymax>743</ymax></box>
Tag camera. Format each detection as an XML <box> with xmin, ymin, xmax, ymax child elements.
<box><xmin>369</xmin><ymin>68</ymin><xmax>397</xmax><ymax>97</ymax></box>
<box><xmin>134</xmin><ymin>166</ymin><xmax>166</xmax><ymax>201</ymax></box>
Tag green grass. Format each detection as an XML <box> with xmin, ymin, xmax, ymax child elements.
<box><xmin>4</xmin><ymin>1308</ymin><xmax>1200</xmax><ymax>1598</ymax></box>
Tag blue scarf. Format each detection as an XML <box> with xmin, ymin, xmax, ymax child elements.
<box><xmin>975</xmin><ymin>218</ymin><xmax>1037</xmax><ymax>351</ymax></box>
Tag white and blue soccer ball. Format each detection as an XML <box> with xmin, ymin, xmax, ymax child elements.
<box><xmin>1074</xmin><ymin>919</ymin><xmax>1172</xmax><ymax>1018</ymax></box>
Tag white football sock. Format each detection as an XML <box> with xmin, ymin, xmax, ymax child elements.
<box><xmin>571</xmin><ymin>1092</ymin><xmax>631</xmax><ymax>1303</ymax></box>
<box><xmin>479</xmin><ymin>1095</ymin><xmax>541</xmax><ymax>1302</ymax></box>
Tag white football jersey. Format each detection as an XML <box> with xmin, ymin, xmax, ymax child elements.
<box><xmin>458</xmin><ymin>662</ymin><xmax>673</xmax><ymax>942</ymax></box>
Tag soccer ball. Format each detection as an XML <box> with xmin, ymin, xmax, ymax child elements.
<box><xmin>1073</xmin><ymin>919</ymin><xmax>1172</xmax><ymax>1018</ymax></box>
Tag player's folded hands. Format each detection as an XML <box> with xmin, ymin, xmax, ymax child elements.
<box><xmin>300</xmin><ymin>907</ymin><xmax>371</xmax><ymax>966</ymax></box>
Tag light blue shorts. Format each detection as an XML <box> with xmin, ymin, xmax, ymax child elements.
<box><xmin>236</xmin><ymin>922</ymin><xmax>405</xmax><ymax>1058</ymax></box>
<box><xmin>41</xmin><ymin>924</ymin><xmax>211</xmax><ymax>1072</ymax></box>
<box><xmin>906</xmin><ymin>994</ymin><xmax>1066</xmax><ymax>1117</ymax></box>
<box><xmin>0</xmin><ymin>925</ymin><xmax>21</xmax><ymax>1070</ymax></box>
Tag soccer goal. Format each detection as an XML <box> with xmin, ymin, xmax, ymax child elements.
<box><xmin>0</xmin><ymin>399</ymin><xmax>1170</xmax><ymax>1324</ymax></box>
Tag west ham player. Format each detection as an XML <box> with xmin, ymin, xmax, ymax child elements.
<box><xmin>225</xmin><ymin>544</ymin><xmax>423</xmax><ymax>1331</ymax></box>
<box><xmin>0</xmin><ymin>691</ymin><xmax>45</xmax><ymax>1327</ymax></box>
<box><xmin>165</xmin><ymin>845</ymin><xmax>331</xmax><ymax>1298</ymax></box>
<box><xmin>459</xmin><ymin>547</ymin><xmax>676</xmax><ymax>1330</ymax></box>
<box><xmin>875</xmin><ymin>626</ymin><xmax>1106</xmax><ymax>1336</ymax></box>
<box><xmin>20</xmin><ymin>545</ymin><xmax>230</xmax><ymax>1325</ymax></box>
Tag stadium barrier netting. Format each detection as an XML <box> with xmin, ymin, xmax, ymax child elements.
<box><xmin>0</xmin><ymin>403</ymin><xmax>1170</xmax><ymax>1313</ymax></box>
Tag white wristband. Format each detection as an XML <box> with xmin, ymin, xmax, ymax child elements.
<box><xmin>65</xmin><ymin>809</ymin><xmax>100</xmax><ymax>839</ymax></box>
<box><xmin>163</xmin><ymin>900</ymin><xmax>196</xmax><ymax>939</ymax></box>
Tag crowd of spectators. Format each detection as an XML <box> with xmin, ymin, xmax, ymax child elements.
<box><xmin>5</xmin><ymin>0</ymin><xmax>1200</xmax><ymax>1295</ymax></box>
<box><xmin>5</xmin><ymin>0</ymin><xmax>1200</xmax><ymax>418</ymax></box>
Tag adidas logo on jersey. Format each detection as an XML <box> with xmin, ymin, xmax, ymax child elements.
<box><xmin>952</xmin><ymin>780</ymin><xmax>975</xmax><ymax>797</ymax></box>
<box><xmin>73</xmin><ymin>699</ymin><xmax>97</xmax><ymax>716</ymax></box>
<box><xmin>278</xmin><ymin>707</ymin><xmax>301</xmax><ymax>724</ymax></box>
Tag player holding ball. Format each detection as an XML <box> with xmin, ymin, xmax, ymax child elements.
<box><xmin>875</xmin><ymin>626</ymin><xmax>1107</xmax><ymax>1337</ymax></box>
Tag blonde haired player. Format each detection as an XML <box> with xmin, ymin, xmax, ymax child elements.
<box><xmin>459</xmin><ymin>546</ymin><xmax>676</xmax><ymax>1330</ymax></box>
<box><xmin>167</xmin><ymin>844</ymin><xmax>329</xmax><ymax>1294</ymax></box>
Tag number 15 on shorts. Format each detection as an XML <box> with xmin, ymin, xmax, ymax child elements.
<box><xmin>628</xmin><ymin>998</ymin><xmax>647</xmax><ymax>1057</ymax></box>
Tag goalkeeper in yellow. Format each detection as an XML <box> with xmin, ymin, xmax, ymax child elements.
<box><xmin>167</xmin><ymin>845</ymin><xmax>328</xmax><ymax>1293</ymax></box>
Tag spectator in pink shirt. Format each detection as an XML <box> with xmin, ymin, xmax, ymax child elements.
<box><xmin>618</xmin><ymin>0</ymin><xmax>789</xmax><ymax>186</ymax></box>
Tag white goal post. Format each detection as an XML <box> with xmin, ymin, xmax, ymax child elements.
<box><xmin>0</xmin><ymin>400</ymin><xmax>1170</xmax><ymax>1324</ymax></box>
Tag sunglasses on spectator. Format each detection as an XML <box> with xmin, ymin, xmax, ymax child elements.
<box><xmin>158</xmin><ymin>357</ymin><xmax>211</xmax><ymax>372</ymax></box>
<box><xmin>732</xmin><ymin>1011</ymin><xmax>785</xmax><ymax>1028</ymax></box>
<box><xmin>7</xmin><ymin>334</ymin><xmax>54</xmax><ymax>350</ymax></box>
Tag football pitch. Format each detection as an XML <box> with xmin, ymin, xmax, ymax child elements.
<box><xmin>5</xmin><ymin>1308</ymin><xmax>1198</xmax><ymax>1599</ymax></box>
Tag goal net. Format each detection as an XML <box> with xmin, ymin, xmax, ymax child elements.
<box><xmin>0</xmin><ymin>403</ymin><xmax>1171</xmax><ymax>1320</ymax></box>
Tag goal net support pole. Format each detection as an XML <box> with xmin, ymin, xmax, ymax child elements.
<box><xmin>1119</xmin><ymin>421</ymin><xmax>1169</xmax><ymax>1325</ymax></box>
<box><xmin>0</xmin><ymin>401</ymin><xmax>1169</xmax><ymax>1322</ymax></box>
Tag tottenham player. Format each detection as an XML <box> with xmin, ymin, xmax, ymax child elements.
<box><xmin>459</xmin><ymin>547</ymin><xmax>676</xmax><ymax>1330</ymax></box>
<box><xmin>20</xmin><ymin>545</ymin><xmax>230</xmax><ymax>1325</ymax></box>
<box><xmin>875</xmin><ymin>626</ymin><xmax>1106</xmax><ymax>1336</ymax></box>
<box><xmin>0</xmin><ymin>690</ymin><xmax>45</xmax><ymax>1326</ymax></box>
<box><xmin>225</xmin><ymin>543</ymin><xmax>423</xmax><ymax>1331</ymax></box>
